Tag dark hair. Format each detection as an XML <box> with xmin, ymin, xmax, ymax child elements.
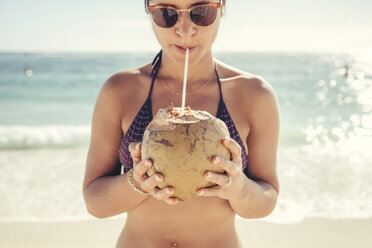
<box><xmin>144</xmin><ymin>0</ymin><xmax>226</xmax><ymax>15</ymax></box>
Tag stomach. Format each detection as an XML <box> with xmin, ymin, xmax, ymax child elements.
<box><xmin>116</xmin><ymin>196</ymin><xmax>242</xmax><ymax>248</ymax></box>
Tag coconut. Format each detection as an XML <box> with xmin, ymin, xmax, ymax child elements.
<box><xmin>141</xmin><ymin>106</ymin><xmax>230</xmax><ymax>201</ymax></box>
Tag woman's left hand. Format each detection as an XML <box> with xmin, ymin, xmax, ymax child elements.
<box><xmin>197</xmin><ymin>137</ymin><xmax>247</xmax><ymax>201</ymax></box>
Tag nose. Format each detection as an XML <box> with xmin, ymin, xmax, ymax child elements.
<box><xmin>175</xmin><ymin>11</ymin><xmax>196</xmax><ymax>37</ymax></box>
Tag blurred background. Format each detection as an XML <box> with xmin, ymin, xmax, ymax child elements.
<box><xmin>0</xmin><ymin>0</ymin><xmax>371</xmax><ymax>224</ymax></box>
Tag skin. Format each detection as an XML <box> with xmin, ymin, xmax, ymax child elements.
<box><xmin>83</xmin><ymin>0</ymin><xmax>280</xmax><ymax>247</ymax></box>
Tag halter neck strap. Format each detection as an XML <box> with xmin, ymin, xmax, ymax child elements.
<box><xmin>214</xmin><ymin>63</ymin><xmax>224</xmax><ymax>102</ymax></box>
<box><xmin>146</xmin><ymin>50</ymin><xmax>162</xmax><ymax>101</ymax></box>
<box><xmin>147</xmin><ymin>50</ymin><xmax>223</xmax><ymax>102</ymax></box>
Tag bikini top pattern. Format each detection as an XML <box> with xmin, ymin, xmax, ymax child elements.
<box><xmin>119</xmin><ymin>51</ymin><xmax>248</xmax><ymax>172</ymax></box>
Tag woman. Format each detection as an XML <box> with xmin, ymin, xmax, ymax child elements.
<box><xmin>83</xmin><ymin>0</ymin><xmax>280</xmax><ymax>247</ymax></box>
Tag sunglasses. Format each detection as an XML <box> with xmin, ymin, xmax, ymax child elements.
<box><xmin>147</xmin><ymin>2</ymin><xmax>221</xmax><ymax>28</ymax></box>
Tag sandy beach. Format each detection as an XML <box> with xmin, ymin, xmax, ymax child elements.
<box><xmin>1</xmin><ymin>217</ymin><xmax>371</xmax><ymax>248</ymax></box>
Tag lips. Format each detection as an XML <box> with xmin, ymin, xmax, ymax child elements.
<box><xmin>175</xmin><ymin>45</ymin><xmax>196</xmax><ymax>53</ymax></box>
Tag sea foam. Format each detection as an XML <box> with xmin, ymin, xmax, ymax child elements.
<box><xmin>264</xmin><ymin>135</ymin><xmax>372</xmax><ymax>223</ymax></box>
<box><xmin>0</xmin><ymin>125</ymin><xmax>91</xmax><ymax>149</ymax></box>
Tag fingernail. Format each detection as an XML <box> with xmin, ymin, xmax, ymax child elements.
<box><xmin>135</xmin><ymin>143</ymin><xmax>140</xmax><ymax>151</ymax></box>
<box><xmin>214</xmin><ymin>156</ymin><xmax>220</xmax><ymax>164</ymax></box>
<box><xmin>224</xmin><ymin>137</ymin><xmax>230</xmax><ymax>144</ymax></box>
<box><xmin>206</xmin><ymin>172</ymin><xmax>212</xmax><ymax>179</ymax></box>
<box><xmin>145</xmin><ymin>160</ymin><xmax>151</xmax><ymax>167</ymax></box>
<box><xmin>155</xmin><ymin>175</ymin><xmax>162</xmax><ymax>182</ymax></box>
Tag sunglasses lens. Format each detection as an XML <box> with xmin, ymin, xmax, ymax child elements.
<box><xmin>190</xmin><ymin>6</ymin><xmax>217</xmax><ymax>26</ymax></box>
<box><xmin>152</xmin><ymin>8</ymin><xmax>178</xmax><ymax>28</ymax></box>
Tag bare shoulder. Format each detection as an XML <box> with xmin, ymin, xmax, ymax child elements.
<box><xmin>100</xmin><ymin>65</ymin><xmax>151</xmax><ymax>97</ymax></box>
<box><xmin>215</xmin><ymin>59</ymin><xmax>277</xmax><ymax>106</ymax></box>
<box><xmin>96</xmin><ymin>64</ymin><xmax>152</xmax><ymax>112</ymax></box>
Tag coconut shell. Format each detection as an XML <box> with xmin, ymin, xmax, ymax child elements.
<box><xmin>141</xmin><ymin>107</ymin><xmax>230</xmax><ymax>201</ymax></box>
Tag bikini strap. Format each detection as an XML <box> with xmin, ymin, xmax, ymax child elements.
<box><xmin>146</xmin><ymin>50</ymin><xmax>163</xmax><ymax>100</ymax></box>
<box><xmin>214</xmin><ymin>63</ymin><xmax>224</xmax><ymax>102</ymax></box>
<box><xmin>148</xmin><ymin>51</ymin><xmax>223</xmax><ymax>102</ymax></box>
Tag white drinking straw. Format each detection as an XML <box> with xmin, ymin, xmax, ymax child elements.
<box><xmin>181</xmin><ymin>48</ymin><xmax>189</xmax><ymax>116</ymax></box>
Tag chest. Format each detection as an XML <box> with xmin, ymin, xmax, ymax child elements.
<box><xmin>150</xmin><ymin>81</ymin><xmax>250</xmax><ymax>154</ymax></box>
<box><xmin>121</xmin><ymin>78</ymin><xmax>250</xmax><ymax>154</ymax></box>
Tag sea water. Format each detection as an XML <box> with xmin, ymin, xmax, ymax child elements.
<box><xmin>0</xmin><ymin>52</ymin><xmax>371</xmax><ymax>223</ymax></box>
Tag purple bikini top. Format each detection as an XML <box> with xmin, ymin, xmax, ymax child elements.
<box><xmin>119</xmin><ymin>51</ymin><xmax>248</xmax><ymax>172</ymax></box>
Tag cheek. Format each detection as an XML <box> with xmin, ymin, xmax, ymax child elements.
<box><xmin>152</xmin><ymin>24</ymin><xmax>169</xmax><ymax>45</ymax></box>
<box><xmin>203</xmin><ymin>21</ymin><xmax>220</xmax><ymax>45</ymax></box>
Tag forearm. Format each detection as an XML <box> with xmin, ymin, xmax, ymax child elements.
<box><xmin>229</xmin><ymin>177</ymin><xmax>278</xmax><ymax>219</ymax></box>
<box><xmin>83</xmin><ymin>172</ymin><xmax>148</xmax><ymax>218</ymax></box>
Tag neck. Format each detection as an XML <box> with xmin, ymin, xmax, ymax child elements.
<box><xmin>158</xmin><ymin>50</ymin><xmax>216</xmax><ymax>87</ymax></box>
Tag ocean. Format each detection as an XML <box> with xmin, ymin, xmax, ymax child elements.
<box><xmin>0</xmin><ymin>52</ymin><xmax>371</xmax><ymax>224</ymax></box>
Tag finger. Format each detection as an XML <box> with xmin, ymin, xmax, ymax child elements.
<box><xmin>150</xmin><ymin>187</ymin><xmax>174</xmax><ymax>200</ymax></box>
<box><xmin>205</xmin><ymin>171</ymin><xmax>230</xmax><ymax>186</ymax></box>
<box><xmin>141</xmin><ymin>173</ymin><xmax>163</xmax><ymax>191</ymax></box>
<box><xmin>212</xmin><ymin>156</ymin><xmax>239</xmax><ymax>176</ymax></box>
<box><xmin>197</xmin><ymin>186</ymin><xmax>222</xmax><ymax>197</ymax></box>
<box><xmin>226</xmin><ymin>175</ymin><xmax>232</xmax><ymax>187</ymax></box>
<box><xmin>165</xmin><ymin>197</ymin><xmax>179</xmax><ymax>205</ymax></box>
<box><xmin>133</xmin><ymin>159</ymin><xmax>152</xmax><ymax>181</ymax></box>
<box><xmin>129</xmin><ymin>142</ymin><xmax>142</xmax><ymax>164</ymax></box>
<box><xmin>222</xmin><ymin>137</ymin><xmax>242</xmax><ymax>165</ymax></box>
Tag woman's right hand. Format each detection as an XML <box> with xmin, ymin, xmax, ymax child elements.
<box><xmin>129</xmin><ymin>142</ymin><xmax>179</xmax><ymax>205</ymax></box>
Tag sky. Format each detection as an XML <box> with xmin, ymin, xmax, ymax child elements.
<box><xmin>0</xmin><ymin>0</ymin><xmax>372</xmax><ymax>53</ymax></box>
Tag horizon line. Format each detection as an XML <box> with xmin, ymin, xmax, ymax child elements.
<box><xmin>0</xmin><ymin>49</ymin><xmax>355</xmax><ymax>55</ymax></box>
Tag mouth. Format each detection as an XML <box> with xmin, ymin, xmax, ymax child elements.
<box><xmin>175</xmin><ymin>45</ymin><xmax>196</xmax><ymax>53</ymax></box>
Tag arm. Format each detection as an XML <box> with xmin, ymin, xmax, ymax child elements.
<box><xmin>83</xmin><ymin>76</ymin><xmax>148</xmax><ymax>218</ymax></box>
<box><xmin>229</xmin><ymin>79</ymin><xmax>280</xmax><ymax>218</ymax></box>
<box><xmin>198</xmin><ymin>77</ymin><xmax>280</xmax><ymax>219</ymax></box>
<box><xmin>83</xmin><ymin>75</ymin><xmax>178</xmax><ymax>218</ymax></box>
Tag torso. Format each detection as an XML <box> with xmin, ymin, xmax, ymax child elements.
<box><xmin>117</xmin><ymin>197</ymin><xmax>242</xmax><ymax>248</ymax></box>
<box><xmin>113</xmin><ymin>59</ymin><xmax>256</xmax><ymax>248</ymax></box>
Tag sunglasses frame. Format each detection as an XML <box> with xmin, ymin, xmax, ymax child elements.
<box><xmin>147</xmin><ymin>1</ymin><xmax>222</xmax><ymax>28</ymax></box>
